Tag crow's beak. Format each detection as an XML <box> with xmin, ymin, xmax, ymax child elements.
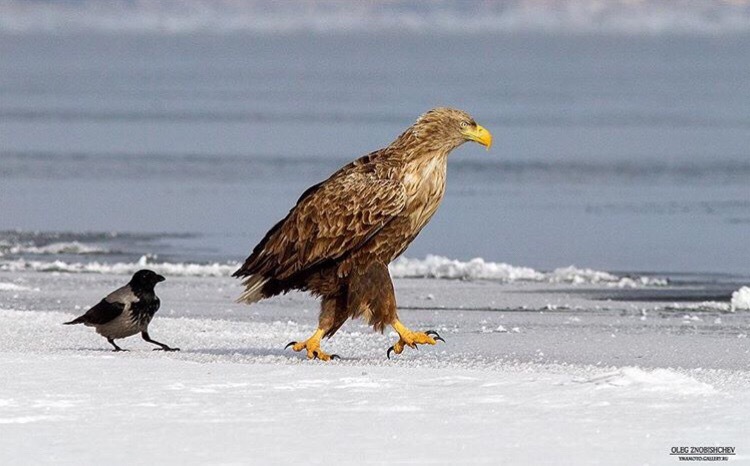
<box><xmin>156</xmin><ymin>274</ymin><xmax>166</xmax><ymax>283</ymax></box>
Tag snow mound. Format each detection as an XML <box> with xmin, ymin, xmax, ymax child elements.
<box><xmin>390</xmin><ymin>255</ymin><xmax>667</xmax><ymax>287</ymax></box>
<box><xmin>730</xmin><ymin>287</ymin><xmax>750</xmax><ymax>312</ymax></box>
<box><xmin>585</xmin><ymin>367</ymin><xmax>716</xmax><ymax>395</ymax></box>
<box><xmin>390</xmin><ymin>255</ymin><xmax>543</xmax><ymax>281</ymax></box>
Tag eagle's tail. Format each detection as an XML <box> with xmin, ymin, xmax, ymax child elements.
<box><xmin>236</xmin><ymin>275</ymin><xmax>269</xmax><ymax>304</ymax></box>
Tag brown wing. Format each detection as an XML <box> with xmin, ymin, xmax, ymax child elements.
<box><xmin>234</xmin><ymin>171</ymin><xmax>406</xmax><ymax>281</ymax></box>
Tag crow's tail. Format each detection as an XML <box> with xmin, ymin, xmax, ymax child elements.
<box><xmin>64</xmin><ymin>316</ymin><xmax>86</xmax><ymax>325</ymax></box>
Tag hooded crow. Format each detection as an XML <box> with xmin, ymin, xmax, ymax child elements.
<box><xmin>65</xmin><ymin>269</ymin><xmax>179</xmax><ymax>352</ymax></box>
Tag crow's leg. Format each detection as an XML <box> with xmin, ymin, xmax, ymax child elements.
<box><xmin>108</xmin><ymin>338</ymin><xmax>127</xmax><ymax>352</ymax></box>
<box><xmin>141</xmin><ymin>331</ymin><xmax>180</xmax><ymax>351</ymax></box>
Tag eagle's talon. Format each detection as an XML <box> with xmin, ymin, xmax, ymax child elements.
<box><xmin>388</xmin><ymin>322</ymin><xmax>444</xmax><ymax>357</ymax></box>
<box><xmin>331</xmin><ymin>354</ymin><xmax>340</xmax><ymax>360</ymax></box>
<box><xmin>387</xmin><ymin>346</ymin><xmax>395</xmax><ymax>359</ymax></box>
<box><xmin>425</xmin><ymin>330</ymin><xmax>445</xmax><ymax>342</ymax></box>
<box><xmin>286</xmin><ymin>331</ymin><xmax>338</xmax><ymax>361</ymax></box>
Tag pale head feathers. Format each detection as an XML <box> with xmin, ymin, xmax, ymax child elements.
<box><xmin>390</xmin><ymin>107</ymin><xmax>478</xmax><ymax>158</ymax></box>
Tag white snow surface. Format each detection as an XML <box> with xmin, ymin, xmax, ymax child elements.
<box><xmin>0</xmin><ymin>271</ymin><xmax>748</xmax><ymax>465</ymax></box>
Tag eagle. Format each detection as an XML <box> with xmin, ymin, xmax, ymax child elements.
<box><xmin>233</xmin><ymin>107</ymin><xmax>492</xmax><ymax>360</ymax></box>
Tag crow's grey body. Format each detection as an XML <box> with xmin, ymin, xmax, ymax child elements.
<box><xmin>87</xmin><ymin>285</ymin><xmax>157</xmax><ymax>339</ymax></box>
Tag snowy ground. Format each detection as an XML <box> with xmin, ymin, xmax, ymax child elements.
<box><xmin>1</xmin><ymin>271</ymin><xmax>749</xmax><ymax>465</ymax></box>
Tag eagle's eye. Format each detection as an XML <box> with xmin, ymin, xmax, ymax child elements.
<box><xmin>460</xmin><ymin>121</ymin><xmax>469</xmax><ymax>128</ymax></box>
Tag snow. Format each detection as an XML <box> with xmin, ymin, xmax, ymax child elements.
<box><xmin>0</xmin><ymin>270</ymin><xmax>748</xmax><ymax>465</ymax></box>
<box><xmin>581</xmin><ymin>367</ymin><xmax>717</xmax><ymax>395</ymax></box>
<box><xmin>731</xmin><ymin>286</ymin><xmax>750</xmax><ymax>311</ymax></box>
<box><xmin>0</xmin><ymin>282</ymin><xmax>31</xmax><ymax>292</ymax></box>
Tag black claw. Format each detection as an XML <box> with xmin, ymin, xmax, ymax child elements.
<box><xmin>425</xmin><ymin>330</ymin><xmax>445</xmax><ymax>342</ymax></box>
<box><xmin>285</xmin><ymin>341</ymin><xmax>297</xmax><ymax>350</ymax></box>
<box><xmin>331</xmin><ymin>354</ymin><xmax>340</xmax><ymax>360</ymax></box>
<box><xmin>312</xmin><ymin>350</ymin><xmax>319</xmax><ymax>360</ymax></box>
<box><xmin>387</xmin><ymin>346</ymin><xmax>395</xmax><ymax>360</ymax></box>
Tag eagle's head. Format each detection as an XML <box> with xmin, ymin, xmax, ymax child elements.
<box><xmin>411</xmin><ymin>107</ymin><xmax>493</xmax><ymax>153</ymax></box>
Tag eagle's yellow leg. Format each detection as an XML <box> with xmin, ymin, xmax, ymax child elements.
<box><xmin>387</xmin><ymin>320</ymin><xmax>445</xmax><ymax>359</ymax></box>
<box><xmin>285</xmin><ymin>328</ymin><xmax>339</xmax><ymax>361</ymax></box>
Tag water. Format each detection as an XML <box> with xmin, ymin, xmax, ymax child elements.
<box><xmin>1</xmin><ymin>32</ymin><xmax>749</xmax><ymax>277</ymax></box>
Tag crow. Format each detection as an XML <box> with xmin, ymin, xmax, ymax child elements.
<box><xmin>65</xmin><ymin>269</ymin><xmax>179</xmax><ymax>352</ymax></box>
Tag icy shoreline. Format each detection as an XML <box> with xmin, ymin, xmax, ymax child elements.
<box><xmin>0</xmin><ymin>253</ymin><xmax>669</xmax><ymax>288</ymax></box>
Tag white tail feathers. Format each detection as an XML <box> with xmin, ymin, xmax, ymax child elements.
<box><xmin>237</xmin><ymin>275</ymin><xmax>268</xmax><ymax>304</ymax></box>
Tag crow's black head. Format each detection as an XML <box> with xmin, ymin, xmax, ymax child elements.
<box><xmin>129</xmin><ymin>269</ymin><xmax>165</xmax><ymax>292</ymax></box>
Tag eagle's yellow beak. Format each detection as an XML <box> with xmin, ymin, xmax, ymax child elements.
<box><xmin>463</xmin><ymin>124</ymin><xmax>493</xmax><ymax>150</ymax></box>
